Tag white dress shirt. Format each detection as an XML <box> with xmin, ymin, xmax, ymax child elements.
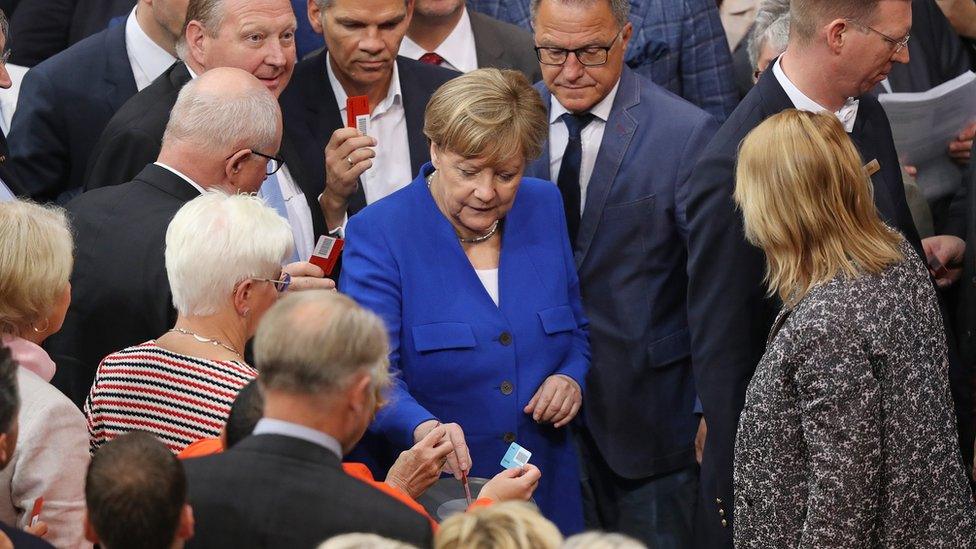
<box><xmin>253</xmin><ymin>418</ymin><xmax>343</xmax><ymax>459</ymax></box>
<box><xmin>475</xmin><ymin>268</ymin><xmax>500</xmax><ymax>306</ymax></box>
<box><xmin>327</xmin><ymin>53</ymin><xmax>413</xmax><ymax>205</ymax></box>
<box><xmin>772</xmin><ymin>55</ymin><xmax>860</xmax><ymax>132</ymax></box>
<box><xmin>400</xmin><ymin>7</ymin><xmax>479</xmax><ymax>73</ymax></box>
<box><xmin>548</xmin><ymin>81</ymin><xmax>620</xmax><ymax>214</ymax></box>
<box><xmin>124</xmin><ymin>7</ymin><xmax>177</xmax><ymax>91</ymax></box>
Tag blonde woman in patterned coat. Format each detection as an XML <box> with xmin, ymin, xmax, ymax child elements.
<box><xmin>731</xmin><ymin>110</ymin><xmax>976</xmax><ymax>548</ymax></box>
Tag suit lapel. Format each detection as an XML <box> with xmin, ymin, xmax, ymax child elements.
<box><xmin>280</xmin><ymin>134</ymin><xmax>327</xmax><ymax>238</ymax></box>
<box><xmin>469</xmin><ymin>11</ymin><xmax>504</xmax><ymax>69</ymax></box>
<box><xmin>531</xmin><ymin>89</ymin><xmax>554</xmax><ymax>181</ymax></box>
<box><xmin>103</xmin><ymin>20</ymin><xmax>138</xmax><ymax>112</ymax></box>
<box><xmin>849</xmin><ymin>108</ymin><xmax>899</xmax><ymax>225</ymax></box>
<box><xmin>398</xmin><ymin>58</ymin><xmax>430</xmax><ymax>176</ymax></box>
<box><xmin>575</xmin><ymin>68</ymin><xmax>639</xmax><ymax>267</ymax></box>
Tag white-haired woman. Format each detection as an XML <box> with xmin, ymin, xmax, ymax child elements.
<box><xmin>0</xmin><ymin>200</ymin><xmax>90</xmax><ymax>548</ymax></box>
<box><xmin>86</xmin><ymin>192</ymin><xmax>294</xmax><ymax>454</ymax></box>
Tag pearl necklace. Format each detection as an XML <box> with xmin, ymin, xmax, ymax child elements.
<box><xmin>168</xmin><ymin>328</ymin><xmax>243</xmax><ymax>359</ymax></box>
<box><xmin>426</xmin><ymin>173</ymin><xmax>500</xmax><ymax>244</ymax></box>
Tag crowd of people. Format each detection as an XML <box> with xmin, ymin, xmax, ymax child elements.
<box><xmin>0</xmin><ymin>0</ymin><xmax>974</xmax><ymax>547</ymax></box>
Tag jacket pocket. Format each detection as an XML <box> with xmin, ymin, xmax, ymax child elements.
<box><xmin>646</xmin><ymin>328</ymin><xmax>691</xmax><ymax>369</ymax></box>
<box><xmin>537</xmin><ymin>305</ymin><xmax>577</xmax><ymax>335</ymax></box>
<box><xmin>412</xmin><ymin>322</ymin><xmax>477</xmax><ymax>353</ymax></box>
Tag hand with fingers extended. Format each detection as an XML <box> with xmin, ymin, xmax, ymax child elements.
<box><xmin>282</xmin><ymin>261</ymin><xmax>337</xmax><ymax>292</ymax></box>
<box><xmin>478</xmin><ymin>464</ymin><xmax>542</xmax><ymax>503</ymax></box>
<box><xmin>413</xmin><ymin>420</ymin><xmax>472</xmax><ymax>480</ymax></box>
<box><xmin>523</xmin><ymin>374</ymin><xmax>581</xmax><ymax>428</ymax></box>
<box><xmin>386</xmin><ymin>424</ymin><xmax>457</xmax><ymax>499</ymax></box>
<box><xmin>321</xmin><ymin>127</ymin><xmax>377</xmax><ymax>230</ymax></box>
<box><xmin>24</xmin><ymin>521</ymin><xmax>48</xmax><ymax>539</ymax></box>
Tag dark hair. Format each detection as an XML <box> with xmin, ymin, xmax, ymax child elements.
<box><xmin>225</xmin><ymin>380</ymin><xmax>264</xmax><ymax>447</ymax></box>
<box><xmin>85</xmin><ymin>432</ymin><xmax>187</xmax><ymax>549</ymax></box>
<box><xmin>0</xmin><ymin>344</ymin><xmax>19</xmax><ymax>435</ymax></box>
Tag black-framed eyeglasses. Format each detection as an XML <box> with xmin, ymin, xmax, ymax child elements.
<box><xmin>226</xmin><ymin>148</ymin><xmax>285</xmax><ymax>176</ymax></box>
<box><xmin>535</xmin><ymin>30</ymin><xmax>622</xmax><ymax>67</ymax></box>
<box><xmin>844</xmin><ymin>19</ymin><xmax>910</xmax><ymax>53</ymax></box>
<box><xmin>252</xmin><ymin>272</ymin><xmax>291</xmax><ymax>293</ymax></box>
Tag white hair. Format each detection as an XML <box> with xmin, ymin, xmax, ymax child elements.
<box><xmin>165</xmin><ymin>192</ymin><xmax>293</xmax><ymax>316</ymax></box>
<box><xmin>161</xmin><ymin>74</ymin><xmax>280</xmax><ymax>155</ymax></box>
<box><xmin>318</xmin><ymin>533</ymin><xmax>416</xmax><ymax>549</ymax></box>
<box><xmin>562</xmin><ymin>532</ymin><xmax>647</xmax><ymax>549</ymax></box>
<box><xmin>748</xmin><ymin>0</ymin><xmax>791</xmax><ymax>69</ymax></box>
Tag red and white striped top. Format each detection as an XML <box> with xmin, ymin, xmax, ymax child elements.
<box><xmin>84</xmin><ymin>341</ymin><xmax>257</xmax><ymax>454</ymax></box>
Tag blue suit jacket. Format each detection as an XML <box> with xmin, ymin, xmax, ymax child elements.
<box><xmin>526</xmin><ymin>66</ymin><xmax>717</xmax><ymax>479</ymax></box>
<box><xmin>8</xmin><ymin>19</ymin><xmax>137</xmax><ymax>203</ymax></box>
<box><xmin>341</xmin><ymin>165</ymin><xmax>590</xmax><ymax>533</ymax></box>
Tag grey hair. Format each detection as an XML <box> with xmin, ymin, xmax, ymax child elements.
<box><xmin>317</xmin><ymin>533</ymin><xmax>417</xmax><ymax>549</ymax></box>
<box><xmin>0</xmin><ymin>9</ymin><xmax>9</xmax><ymax>44</ymax></box>
<box><xmin>748</xmin><ymin>5</ymin><xmax>791</xmax><ymax>69</ymax></box>
<box><xmin>254</xmin><ymin>291</ymin><xmax>392</xmax><ymax>397</ymax></box>
<box><xmin>175</xmin><ymin>0</ymin><xmax>226</xmax><ymax>60</ymax></box>
<box><xmin>162</xmin><ymin>74</ymin><xmax>280</xmax><ymax>154</ymax></box>
<box><xmin>530</xmin><ymin>0</ymin><xmax>630</xmax><ymax>28</ymax></box>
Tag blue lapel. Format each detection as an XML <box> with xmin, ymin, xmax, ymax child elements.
<box><xmin>575</xmin><ymin>67</ymin><xmax>639</xmax><ymax>268</ymax></box>
<box><xmin>103</xmin><ymin>20</ymin><xmax>138</xmax><ymax>112</ymax></box>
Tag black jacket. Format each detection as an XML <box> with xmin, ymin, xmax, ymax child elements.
<box><xmin>184</xmin><ymin>434</ymin><xmax>434</xmax><ymax>548</ymax></box>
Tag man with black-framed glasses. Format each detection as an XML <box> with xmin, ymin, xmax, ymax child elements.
<box><xmin>523</xmin><ymin>0</ymin><xmax>718</xmax><ymax>544</ymax></box>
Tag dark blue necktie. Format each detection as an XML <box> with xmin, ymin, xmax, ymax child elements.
<box><xmin>557</xmin><ymin>112</ymin><xmax>595</xmax><ymax>245</ymax></box>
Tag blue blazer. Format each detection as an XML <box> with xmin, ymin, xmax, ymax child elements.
<box><xmin>526</xmin><ymin>66</ymin><xmax>718</xmax><ymax>480</ymax></box>
<box><xmin>8</xmin><ymin>19</ymin><xmax>137</xmax><ymax>203</ymax></box>
<box><xmin>341</xmin><ymin>164</ymin><xmax>590</xmax><ymax>533</ymax></box>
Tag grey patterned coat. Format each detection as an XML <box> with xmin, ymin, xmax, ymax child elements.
<box><xmin>733</xmin><ymin>239</ymin><xmax>976</xmax><ymax>548</ymax></box>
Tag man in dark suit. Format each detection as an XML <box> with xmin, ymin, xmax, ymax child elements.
<box><xmin>400</xmin><ymin>0</ymin><xmax>541</xmax><ymax>82</ymax></box>
<box><xmin>47</xmin><ymin>68</ymin><xmax>332</xmax><ymax>407</ymax></box>
<box><xmin>183</xmin><ymin>291</ymin><xmax>434</xmax><ymax>548</ymax></box>
<box><xmin>8</xmin><ymin>0</ymin><xmax>134</xmax><ymax>67</ymax></box>
<box><xmin>686</xmin><ymin>0</ymin><xmax>972</xmax><ymax>546</ymax></box>
<box><xmin>523</xmin><ymin>0</ymin><xmax>716</xmax><ymax>545</ymax></box>
<box><xmin>8</xmin><ymin>0</ymin><xmax>184</xmax><ymax>204</ymax></box>
<box><xmin>281</xmin><ymin>0</ymin><xmax>456</xmax><ymax>237</ymax></box>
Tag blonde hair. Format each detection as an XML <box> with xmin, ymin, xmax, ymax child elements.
<box><xmin>317</xmin><ymin>533</ymin><xmax>417</xmax><ymax>549</ymax></box>
<box><xmin>734</xmin><ymin>110</ymin><xmax>903</xmax><ymax>306</ymax></box>
<box><xmin>562</xmin><ymin>532</ymin><xmax>646</xmax><ymax>549</ymax></box>
<box><xmin>423</xmin><ymin>68</ymin><xmax>548</xmax><ymax>165</ymax></box>
<box><xmin>255</xmin><ymin>291</ymin><xmax>391</xmax><ymax>403</ymax></box>
<box><xmin>0</xmin><ymin>200</ymin><xmax>73</xmax><ymax>335</ymax></box>
<box><xmin>435</xmin><ymin>502</ymin><xmax>563</xmax><ymax>549</ymax></box>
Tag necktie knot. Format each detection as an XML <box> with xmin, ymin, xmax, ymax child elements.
<box><xmin>419</xmin><ymin>52</ymin><xmax>445</xmax><ymax>66</ymax></box>
<box><xmin>562</xmin><ymin>112</ymin><xmax>595</xmax><ymax>141</ymax></box>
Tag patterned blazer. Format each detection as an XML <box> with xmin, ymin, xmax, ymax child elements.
<box><xmin>734</xmin><ymin>238</ymin><xmax>976</xmax><ymax>548</ymax></box>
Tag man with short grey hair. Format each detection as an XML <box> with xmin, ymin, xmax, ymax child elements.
<box><xmin>747</xmin><ymin>0</ymin><xmax>790</xmax><ymax>80</ymax></box>
<box><xmin>48</xmin><ymin>68</ymin><xmax>334</xmax><ymax>408</ymax></box>
<box><xmin>183</xmin><ymin>291</ymin><xmax>434</xmax><ymax>547</ymax></box>
<box><xmin>686</xmin><ymin>0</ymin><xmax>973</xmax><ymax>546</ymax></box>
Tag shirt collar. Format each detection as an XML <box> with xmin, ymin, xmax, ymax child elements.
<box><xmin>252</xmin><ymin>418</ymin><xmax>344</xmax><ymax>459</ymax></box>
<box><xmin>125</xmin><ymin>6</ymin><xmax>177</xmax><ymax>85</ymax></box>
<box><xmin>772</xmin><ymin>55</ymin><xmax>859</xmax><ymax>132</ymax></box>
<box><xmin>154</xmin><ymin>162</ymin><xmax>206</xmax><ymax>194</ymax></box>
<box><xmin>327</xmin><ymin>53</ymin><xmax>403</xmax><ymax>118</ymax></box>
<box><xmin>399</xmin><ymin>7</ymin><xmax>478</xmax><ymax>73</ymax></box>
<box><xmin>549</xmin><ymin>79</ymin><xmax>620</xmax><ymax>124</ymax></box>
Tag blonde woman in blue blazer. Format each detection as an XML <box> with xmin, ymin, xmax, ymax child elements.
<box><xmin>341</xmin><ymin>69</ymin><xmax>590</xmax><ymax>534</ymax></box>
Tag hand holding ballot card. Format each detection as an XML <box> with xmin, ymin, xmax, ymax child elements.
<box><xmin>321</xmin><ymin>95</ymin><xmax>376</xmax><ymax>231</ymax></box>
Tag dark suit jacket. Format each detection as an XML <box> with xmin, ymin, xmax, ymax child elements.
<box><xmin>0</xmin><ymin>132</ymin><xmax>25</xmax><ymax>196</ymax></box>
<box><xmin>9</xmin><ymin>20</ymin><xmax>137</xmax><ymax>203</ymax></box>
<box><xmin>8</xmin><ymin>0</ymin><xmax>133</xmax><ymax>67</ymax></box>
<box><xmin>525</xmin><ymin>67</ymin><xmax>717</xmax><ymax>479</ymax></box>
<box><xmin>0</xmin><ymin>521</ymin><xmax>54</xmax><ymax>549</ymax></box>
<box><xmin>83</xmin><ymin>61</ymin><xmax>327</xmax><ymax>238</ymax></box>
<box><xmin>685</xmin><ymin>70</ymin><xmax>927</xmax><ymax>548</ymax></box>
<box><xmin>469</xmin><ymin>10</ymin><xmax>541</xmax><ymax>83</ymax></box>
<box><xmin>46</xmin><ymin>164</ymin><xmax>199</xmax><ymax>407</ymax></box>
<box><xmin>183</xmin><ymin>434</ymin><xmax>434</xmax><ymax>548</ymax></box>
<box><xmin>279</xmin><ymin>51</ymin><xmax>457</xmax><ymax>215</ymax></box>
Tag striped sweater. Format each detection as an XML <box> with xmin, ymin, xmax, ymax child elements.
<box><xmin>85</xmin><ymin>341</ymin><xmax>257</xmax><ymax>454</ymax></box>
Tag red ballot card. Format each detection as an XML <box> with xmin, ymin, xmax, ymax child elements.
<box><xmin>347</xmin><ymin>96</ymin><xmax>370</xmax><ymax>136</ymax></box>
<box><xmin>310</xmin><ymin>235</ymin><xmax>344</xmax><ymax>276</ymax></box>
<box><xmin>29</xmin><ymin>497</ymin><xmax>43</xmax><ymax>527</ymax></box>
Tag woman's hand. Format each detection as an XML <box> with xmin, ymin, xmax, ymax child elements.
<box><xmin>282</xmin><ymin>262</ymin><xmax>336</xmax><ymax>292</ymax></box>
<box><xmin>478</xmin><ymin>464</ymin><xmax>542</xmax><ymax>503</ymax></box>
<box><xmin>524</xmin><ymin>374</ymin><xmax>582</xmax><ymax>428</ymax></box>
<box><xmin>387</xmin><ymin>424</ymin><xmax>456</xmax><ymax>499</ymax></box>
<box><xmin>413</xmin><ymin>420</ymin><xmax>472</xmax><ymax>480</ymax></box>
<box><xmin>24</xmin><ymin>520</ymin><xmax>48</xmax><ymax>538</ymax></box>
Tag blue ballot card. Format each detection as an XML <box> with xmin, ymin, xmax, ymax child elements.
<box><xmin>500</xmin><ymin>441</ymin><xmax>532</xmax><ymax>469</ymax></box>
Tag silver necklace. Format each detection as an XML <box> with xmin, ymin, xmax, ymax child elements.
<box><xmin>426</xmin><ymin>173</ymin><xmax>500</xmax><ymax>244</ymax></box>
<box><xmin>168</xmin><ymin>328</ymin><xmax>243</xmax><ymax>359</ymax></box>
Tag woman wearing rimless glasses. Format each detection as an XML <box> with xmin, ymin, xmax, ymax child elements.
<box><xmin>85</xmin><ymin>192</ymin><xmax>295</xmax><ymax>454</ymax></box>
